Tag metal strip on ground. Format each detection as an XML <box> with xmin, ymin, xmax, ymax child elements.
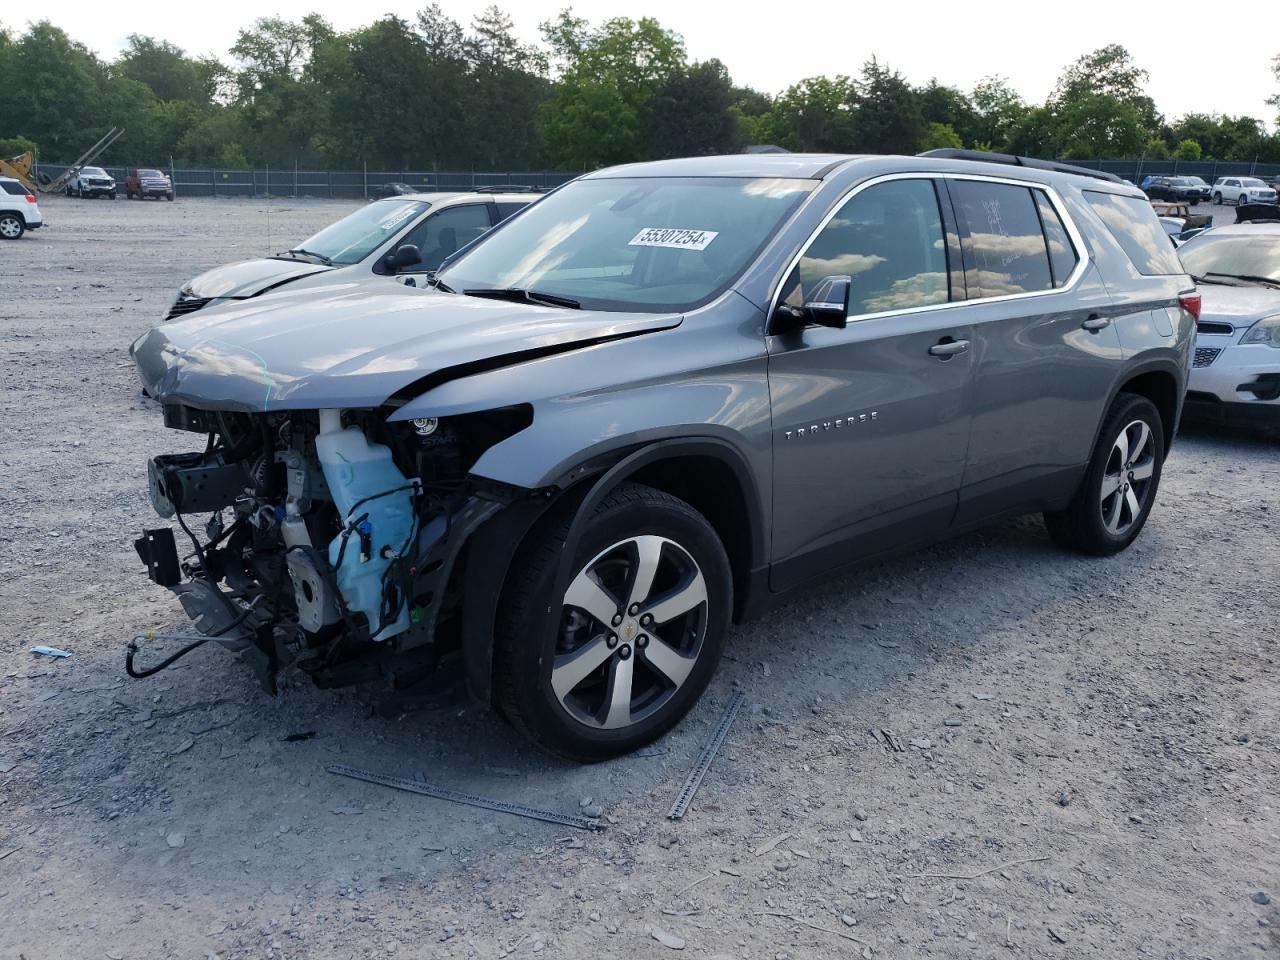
<box><xmin>668</xmin><ymin>690</ymin><xmax>746</xmax><ymax>820</ymax></box>
<box><xmin>326</xmin><ymin>764</ymin><xmax>603</xmax><ymax>831</ymax></box>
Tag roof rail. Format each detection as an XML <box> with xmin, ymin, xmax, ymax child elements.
<box><xmin>468</xmin><ymin>184</ymin><xmax>547</xmax><ymax>193</ymax></box>
<box><xmin>917</xmin><ymin>148</ymin><xmax>1124</xmax><ymax>185</ymax></box>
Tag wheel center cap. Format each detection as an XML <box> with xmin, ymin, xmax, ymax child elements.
<box><xmin>621</xmin><ymin>619</ymin><xmax>638</xmax><ymax>642</ymax></box>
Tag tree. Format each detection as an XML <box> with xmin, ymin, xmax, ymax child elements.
<box><xmin>767</xmin><ymin>76</ymin><xmax>859</xmax><ymax>152</ymax></box>
<box><xmin>1173</xmin><ymin>138</ymin><xmax>1202</xmax><ymax>161</ymax></box>
<box><xmin>0</xmin><ymin>22</ymin><xmax>106</xmax><ymax>160</ymax></box>
<box><xmin>919</xmin><ymin>80</ymin><xmax>977</xmax><ymax>146</ymax></box>
<box><xmin>920</xmin><ymin>122</ymin><xmax>963</xmax><ymax>151</ymax></box>
<box><xmin>539</xmin><ymin>14</ymin><xmax>685</xmax><ymax>166</ymax></box>
<box><xmin>970</xmin><ymin>76</ymin><xmax>1025</xmax><ymax>150</ymax></box>
<box><xmin>464</xmin><ymin>6</ymin><xmax>550</xmax><ymax>168</ymax></box>
<box><xmin>1051</xmin><ymin>45</ymin><xmax>1159</xmax><ymax>142</ymax></box>
<box><xmin>648</xmin><ymin>59</ymin><xmax>739</xmax><ymax>158</ymax></box>
<box><xmin>117</xmin><ymin>35</ymin><xmax>210</xmax><ymax>104</ymax></box>
<box><xmin>854</xmin><ymin>58</ymin><xmax>925</xmax><ymax>154</ymax></box>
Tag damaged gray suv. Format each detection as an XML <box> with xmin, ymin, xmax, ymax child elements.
<box><xmin>131</xmin><ymin>150</ymin><xmax>1196</xmax><ymax>760</ymax></box>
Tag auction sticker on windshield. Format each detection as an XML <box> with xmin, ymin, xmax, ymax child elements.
<box><xmin>629</xmin><ymin>228</ymin><xmax>719</xmax><ymax>251</ymax></box>
<box><xmin>379</xmin><ymin>205</ymin><xmax>420</xmax><ymax>231</ymax></box>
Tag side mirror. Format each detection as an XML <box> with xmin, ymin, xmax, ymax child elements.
<box><xmin>800</xmin><ymin>275</ymin><xmax>852</xmax><ymax>329</ymax></box>
<box><xmin>385</xmin><ymin>244</ymin><xmax>422</xmax><ymax>272</ymax></box>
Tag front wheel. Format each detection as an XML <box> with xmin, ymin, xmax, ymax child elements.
<box><xmin>1213</xmin><ymin>192</ymin><xmax>1222</xmax><ymax>204</ymax></box>
<box><xmin>1044</xmin><ymin>393</ymin><xmax>1164</xmax><ymax>556</ymax></box>
<box><xmin>493</xmin><ymin>483</ymin><xmax>732</xmax><ymax>762</ymax></box>
<box><xmin>166</xmin><ymin>192</ymin><xmax>174</xmax><ymax>202</ymax></box>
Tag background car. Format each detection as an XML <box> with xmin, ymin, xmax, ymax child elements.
<box><xmin>166</xmin><ymin>189</ymin><xmax>540</xmax><ymax>319</ymax></box>
<box><xmin>1141</xmin><ymin>175</ymin><xmax>1210</xmax><ymax>202</ymax></box>
<box><xmin>66</xmin><ymin>166</ymin><xmax>116</xmax><ymax>199</ymax></box>
<box><xmin>0</xmin><ymin>175</ymin><xmax>43</xmax><ymax>239</ymax></box>
<box><xmin>125</xmin><ymin>167</ymin><xmax>174</xmax><ymax>201</ymax></box>
<box><xmin>1211</xmin><ymin>176</ymin><xmax>1278</xmax><ymax>206</ymax></box>
<box><xmin>1178</xmin><ymin>222</ymin><xmax>1280</xmax><ymax>432</ymax></box>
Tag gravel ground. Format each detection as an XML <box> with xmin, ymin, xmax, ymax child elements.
<box><xmin>1</xmin><ymin>196</ymin><xmax>1277</xmax><ymax>960</ymax></box>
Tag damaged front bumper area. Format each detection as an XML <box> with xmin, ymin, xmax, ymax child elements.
<box><xmin>133</xmin><ymin>402</ymin><xmax>537</xmax><ymax>693</ymax></box>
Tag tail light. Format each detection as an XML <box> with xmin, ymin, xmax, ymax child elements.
<box><xmin>24</xmin><ymin>194</ymin><xmax>36</xmax><ymax>204</ymax></box>
<box><xmin>1179</xmin><ymin>292</ymin><xmax>1202</xmax><ymax>322</ymax></box>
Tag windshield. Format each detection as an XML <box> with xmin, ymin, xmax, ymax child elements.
<box><xmin>83</xmin><ymin>167</ymin><xmax>107</xmax><ymax>177</ymax></box>
<box><xmin>287</xmin><ymin>199</ymin><xmax>429</xmax><ymax>265</ymax></box>
<box><xmin>139</xmin><ymin>169</ymin><xmax>164</xmax><ymax>177</ymax></box>
<box><xmin>1169</xmin><ymin>178</ymin><xmax>1196</xmax><ymax>185</ymax></box>
<box><xmin>438</xmin><ymin>176</ymin><xmax>816</xmax><ymax>312</ymax></box>
<box><xmin>1242</xmin><ymin>178</ymin><xmax>1267</xmax><ymax>188</ymax></box>
<box><xmin>1180</xmin><ymin>234</ymin><xmax>1280</xmax><ymax>283</ymax></box>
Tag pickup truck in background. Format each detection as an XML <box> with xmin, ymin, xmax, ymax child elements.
<box><xmin>126</xmin><ymin>168</ymin><xmax>175</xmax><ymax>201</ymax></box>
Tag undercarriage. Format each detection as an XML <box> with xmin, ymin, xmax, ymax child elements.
<box><xmin>134</xmin><ymin>402</ymin><xmax>535</xmax><ymax>694</ymax></box>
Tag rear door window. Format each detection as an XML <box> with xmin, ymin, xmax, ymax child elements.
<box><xmin>495</xmin><ymin>201</ymin><xmax>527</xmax><ymax>222</ymax></box>
<box><xmin>949</xmin><ymin>180</ymin><xmax>1054</xmax><ymax>296</ymax></box>
<box><xmin>1083</xmin><ymin>190</ymin><xmax>1184</xmax><ymax>276</ymax></box>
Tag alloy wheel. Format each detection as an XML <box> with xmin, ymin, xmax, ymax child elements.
<box><xmin>552</xmin><ymin>535</ymin><xmax>708</xmax><ymax>730</ymax></box>
<box><xmin>1100</xmin><ymin>419</ymin><xmax>1156</xmax><ymax>536</ymax></box>
<box><xmin>0</xmin><ymin>217</ymin><xmax>21</xmax><ymax>239</ymax></box>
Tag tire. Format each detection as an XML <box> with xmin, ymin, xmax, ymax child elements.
<box><xmin>0</xmin><ymin>213</ymin><xmax>24</xmax><ymax>240</ymax></box>
<box><xmin>109</xmin><ymin>191</ymin><xmax>116</xmax><ymax>200</ymax></box>
<box><xmin>1044</xmin><ymin>393</ymin><xmax>1164</xmax><ymax>556</ymax></box>
<box><xmin>166</xmin><ymin>192</ymin><xmax>174</xmax><ymax>202</ymax></box>
<box><xmin>493</xmin><ymin>482</ymin><xmax>732</xmax><ymax>762</ymax></box>
<box><xmin>1213</xmin><ymin>192</ymin><xmax>1222</xmax><ymax>204</ymax></box>
<box><xmin>1238</xmin><ymin>193</ymin><xmax>1249</xmax><ymax>207</ymax></box>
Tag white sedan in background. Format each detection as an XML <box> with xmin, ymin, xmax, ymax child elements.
<box><xmin>1179</xmin><ymin>223</ymin><xmax>1280</xmax><ymax>432</ymax></box>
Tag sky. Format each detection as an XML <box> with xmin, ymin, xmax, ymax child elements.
<box><xmin>17</xmin><ymin>0</ymin><xmax>1279</xmax><ymax>126</ymax></box>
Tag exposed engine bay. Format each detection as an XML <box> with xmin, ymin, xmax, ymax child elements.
<box><xmin>134</xmin><ymin>402</ymin><xmax>533</xmax><ymax>692</ymax></box>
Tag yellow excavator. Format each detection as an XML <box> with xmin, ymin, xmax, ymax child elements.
<box><xmin>1</xmin><ymin>127</ymin><xmax>125</xmax><ymax>194</ymax></box>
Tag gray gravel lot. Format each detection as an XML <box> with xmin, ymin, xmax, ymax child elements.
<box><xmin>1</xmin><ymin>195</ymin><xmax>1277</xmax><ymax>959</ymax></box>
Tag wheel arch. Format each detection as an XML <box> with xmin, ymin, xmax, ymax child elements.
<box><xmin>1113</xmin><ymin>363</ymin><xmax>1182</xmax><ymax>458</ymax></box>
<box><xmin>459</xmin><ymin>436</ymin><xmax>767</xmax><ymax>705</ymax></box>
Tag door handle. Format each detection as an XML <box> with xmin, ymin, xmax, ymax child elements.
<box><xmin>928</xmin><ymin>338</ymin><xmax>970</xmax><ymax>358</ymax></box>
<box><xmin>1081</xmin><ymin>314</ymin><xmax>1111</xmax><ymax>332</ymax></box>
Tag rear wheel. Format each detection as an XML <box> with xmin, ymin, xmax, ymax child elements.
<box><xmin>494</xmin><ymin>483</ymin><xmax>731</xmax><ymax>762</ymax></box>
<box><xmin>0</xmin><ymin>213</ymin><xmax>24</xmax><ymax>239</ymax></box>
<box><xmin>1044</xmin><ymin>393</ymin><xmax>1164</xmax><ymax>555</ymax></box>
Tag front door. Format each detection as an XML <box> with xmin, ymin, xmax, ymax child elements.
<box><xmin>767</xmin><ymin>177</ymin><xmax>973</xmax><ymax>591</ymax></box>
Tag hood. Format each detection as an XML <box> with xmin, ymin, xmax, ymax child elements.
<box><xmin>186</xmin><ymin>258</ymin><xmax>335</xmax><ymax>300</ymax></box>
<box><xmin>132</xmin><ymin>284</ymin><xmax>682</xmax><ymax>411</ymax></box>
<box><xmin>1197</xmin><ymin>283</ymin><xmax>1280</xmax><ymax>326</ymax></box>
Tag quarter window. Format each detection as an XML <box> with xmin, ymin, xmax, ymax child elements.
<box><xmin>786</xmin><ymin>179</ymin><xmax>950</xmax><ymax>319</ymax></box>
<box><xmin>1083</xmin><ymin>190</ymin><xmax>1184</xmax><ymax>276</ymax></box>
<box><xmin>950</xmin><ymin>180</ymin><xmax>1054</xmax><ymax>297</ymax></box>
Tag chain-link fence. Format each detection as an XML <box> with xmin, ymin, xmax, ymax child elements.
<box><xmin>35</xmin><ymin>157</ymin><xmax>1280</xmax><ymax>198</ymax></box>
<box><xmin>37</xmin><ymin>163</ymin><xmax>580</xmax><ymax>198</ymax></box>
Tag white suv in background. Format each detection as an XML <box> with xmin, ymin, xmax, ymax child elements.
<box><xmin>1211</xmin><ymin>177</ymin><xmax>1278</xmax><ymax>206</ymax></box>
<box><xmin>0</xmin><ymin>176</ymin><xmax>44</xmax><ymax>239</ymax></box>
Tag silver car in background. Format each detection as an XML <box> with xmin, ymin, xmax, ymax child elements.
<box><xmin>1180</xmin><ymin>223</ymin><xmax>1280</xmax><ymax>431</ymax></box>
<box><xmin>166</xmin><ymin>190</ymin><xmax>539</xmax><ymax>320</ymax></box>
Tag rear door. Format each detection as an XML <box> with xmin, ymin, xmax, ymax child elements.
<box><xmin>944</xmin><ymin>176</ymin><xmax>1124</xmax><ymax>526</ymax></box>
<box><xmin>767</xmin><ymin>176</ymin><xmax>974</xmax><ymax>589</ymax></box>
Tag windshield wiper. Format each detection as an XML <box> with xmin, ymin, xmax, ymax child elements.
<box><xmin>425</xmin><ymin>273</ymin><xmax>455</xmax><ymax>294</ymax></box>
<box><xmin>282</xmin><ymin>248</ymin><xmax>333</xmax><ymax>266</ymax></box>
<box><xmin>1189</xmin><ymin>274</ymin><xmax>1229</xmax><ymax>285</ymax></box>
<box><xmin>463</xmin><ymin>287</ymin><xmax>581</xmax><ymax>309</ymax></box>
<box><xmin>1204</xmin><ymin>271</ymin><xmax>1280</xmax><ymax>288</ymax></box>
